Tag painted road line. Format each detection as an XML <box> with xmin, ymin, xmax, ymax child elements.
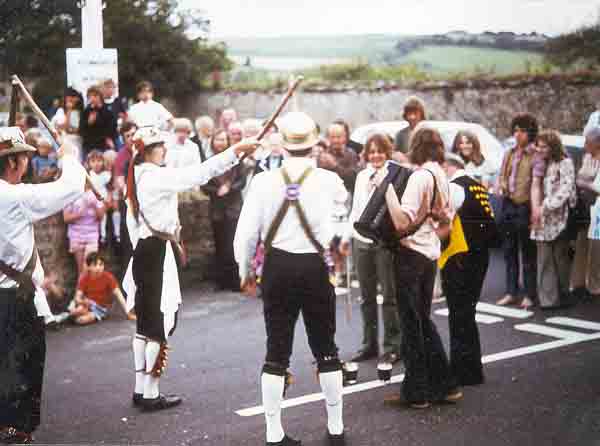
<box><xmin>514</xmin><ymin>323</ymin><xmax>589</xmax><ymax>341</ymax></box>
<box><xmin>546</xmin><ymin>317</ymin><xmax>600</xmax><ymax>332</ymax></box>
<box><xmin>351</xmin><ymin>280</ymin><xmax>360</xmax><ymax>289</ymax></box>
<box><xmin>236</xmin><ymin>331</ymin><xmax>600</xmax><ymax>417</ymax></box>
<box><xmin>476</xmin><ymin>302</ymin><xmax>534</xmax><ymax>319</ymax></box>
<box><xmin>434</xmin><ymin>308</ymin><xmax>503</xmax><ymax>324</ymax></box>
<box><xmin>335</xmin><ymin>288</ymin><xmax>348</xmax><ymax>296</ymax></box>
<box><xmin>236</xmin><ymin>373</ymin><xmax>406</xmax><ymax>417</ymax></box>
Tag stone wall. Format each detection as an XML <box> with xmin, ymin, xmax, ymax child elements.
<box><xmin>186</xmin><ymin>76</ymin><xmax>600</xmax><ymax>139</ymax></box>
<box><xmin>34</xmin><ymin>191</ymin><xmax>216</xmax><ymax>293</ymax></box>
<box><xmin>32</xmin><ymin>75</ymin><xmax>600</xmax><ymax>288</ymax></box>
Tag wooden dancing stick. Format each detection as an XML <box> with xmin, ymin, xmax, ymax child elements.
<box><xmin>11</xmin><ymin>75</ymin><xmax>104</xmax><ymax>201</ymax></box>
<box><xmin>239</xmin><ymin>75</ymin><xmax>304</xmax><ymax>162</ymax></box>
<box><xmin>8</xmin><ymin>83</ymin><xmax>19</xmax><ymax>126</ymax></box>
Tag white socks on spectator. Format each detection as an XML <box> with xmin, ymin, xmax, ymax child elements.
<box><xmin>144</xmin><ymin>340</ymin><xmax>161</xmax><ymax>399</ymax></box>
<box><xmin>261</xmin><ymin>372</ymin><xmax>285</xmax><ymax>443</ymax></box>
<box><xmin>132</xmin><ymin>335</ymin><xmax>146</xmax><ymax>394</ymax></box>
<box><xmin>319</xmin><ymin>370</ymin><xmax>344</xmax><ymax>435</ymax></box>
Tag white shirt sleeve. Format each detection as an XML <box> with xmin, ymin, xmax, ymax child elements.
<box><xmin>449</xmin><ymin>182</ymin><xmax>466</xmax><ymax>214</ymax></box>
<box><xmin>188</xmin><ymin>140</ymin><xmax>202</xmax><ymax>165</ymax></box>
<box><xmin>19</xmin><ymin>155</ymin><xmax>87</xmax><ymax>223</ymax></box>
<box><xmin>149</xmin><ymin>147</ymin><xmax>239</xmax><ymax>193</ymax></box>
<box><xmin>343</xmin><ymin>170</ymin><xmax>366</xmax><ymax>242</ymax></box>
<box><xmin>584</xmin><ymin>111</ymin><xmax>600</xmax><ymax>136</ymax></box>
<box><xmin>234</xmin><ymin>175</ymin><xmax>263</xmax><ymax>281</ymax></box>
<box><xmin>158</xmin><ymin>103</ymin><xmax>173</xmax><ymax>123</ymax></box>
<box><xmin>592</xmin><ymin>170</ymin><xmax>600</xmax><ymax>195</ymax></box>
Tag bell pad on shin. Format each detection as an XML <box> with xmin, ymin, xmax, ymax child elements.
<box><xmin>150</xmin><ymin>342</ymin><xmax>170</xmax><ymax>378</ymax></box>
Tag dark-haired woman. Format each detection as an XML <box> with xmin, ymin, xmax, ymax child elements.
<box><xmin>530</xmin><ymin>130</ymin><xmax>576</xmax><ymax>309</ymax></box>
<box><xmin>451</xmin><ymin>131</ymin><xmax>496</xmax><ymax>189</ymax></box>
<box><xmin>380</xmin><ymin>127</ymin><xmax>460</xmax><ymax>409</ymax></box>
<box><xmin>123</xmin><ymin>127</ymin><xmax>258</xmax><ymax>412</ymax></box>
<box><xmin>202</xmin><ymin>128</ymin><xmax>247</xmax><ymax>291</ymax></box>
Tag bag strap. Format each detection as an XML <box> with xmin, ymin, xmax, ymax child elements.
<box><xmin>264</xmin><ymin>167</ymin><xmax>325</xmax><ymax>256</ymax></box>
<box><xmin>399</xmin><ymin>168</ymin><xmax>438</xmax><ymax>238</ymax></box>
<box><xmin>0</xmin><ymin>245</ymin><xmax>38</xmax><ymax>295</ymax></box>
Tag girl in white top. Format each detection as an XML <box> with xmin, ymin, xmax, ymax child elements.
<box><xmin>127</xmin><ymin>81</ymin><xmax>173</xmax><ymax>130</ymax></box>
<box><xmin>451</xmin><ymin>130</ymin><xmax>496</xmax><ymax>189</ymax></box>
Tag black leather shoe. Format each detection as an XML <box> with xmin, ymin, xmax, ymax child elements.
<box><xmin>351</xmin><ymin>348</ymin><xmax>378</xmax><ymax>362</ymax></box>
<box><xmin>0</xmin><ymin>426</ymin><xmax>34</xmax><ymax>443</ymax></box>
<box><xmin>328</xmin><ymin>432</ymin><xmax>346</xmax><ymax>445</ymax></box>
<box><xmin>380</xmin><ymin>352</ymin><xmax>400</xmax><ymax>364</ymax></box>
<box><xmin>140</xmin><ymin>394</ymin><xmax>182</xmax><ymax>412</ymax></box>
<box><xmin>266</xmin><ymin>435</ymin><xmax>302</xmax><ymax>446</ymax></box>
<box><xmin>132</xmin><ymin>393</ymin><xmax>143</xmax><ymax>407</ymax></box>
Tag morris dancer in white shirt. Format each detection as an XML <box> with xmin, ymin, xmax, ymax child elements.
<box><xmin>0</xmin><ymin>127</ymin><xmax>87</xmax><ymax>443</ymax></box>
<box><xmin>123</xmin><ymin>126</ymin><xmax>258</xmax><ymax>412</ymax></box>
<box><xmin>235</xmin><ymin>112</ymin><xmax>348</xmax><ymax>446</ymax></box>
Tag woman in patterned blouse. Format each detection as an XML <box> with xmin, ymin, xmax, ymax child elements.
<box><xmin>530</xmin><ymin>130</ymin><xmax>577</xmax><ymax>309</ymax></box>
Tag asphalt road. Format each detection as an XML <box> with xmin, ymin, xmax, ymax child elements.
<box><xmin>36</xmin><ymin>251</ymin><xmax>600</xmax><ymax>445</ymax></box>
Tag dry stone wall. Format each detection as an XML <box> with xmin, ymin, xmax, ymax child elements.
<box><xmin>188</xmin><ymin>76</ymin><xmax>600</xmax><ymax>139</ymax></box>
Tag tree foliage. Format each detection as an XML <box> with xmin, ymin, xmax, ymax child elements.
<box><xmin>0</xmin><ymin>0</ymin><xmax>231</xmax><ymax>103</ymax></box>
<box><xmin>545</xmin><ymin>24</ymin><xmax>600</xmax><ymax>68</ymax></box>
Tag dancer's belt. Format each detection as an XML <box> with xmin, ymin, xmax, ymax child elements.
<box><xmin>139</xmin><ymin>211</ymin><xmax>188</xmax><ymax>268</ymax></box>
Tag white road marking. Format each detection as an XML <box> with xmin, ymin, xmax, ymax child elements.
<box><xmin>476</xmin><ymin>302</ymin><xmax>534</xmax><ymax>319</ymax></box>
<box><xmin>514</xmin><ymin>323</ymin><xmax>589</xmax><ymax>341</ymax></box>
<box><xmin>335</xmin><ymin>288</ymin><xmax>348</xmax><ymax>296</ymax></box>
<box><xmin>434</xmin><ymin>308</ymin><xmax>503</xmax><ymax>324</ymax></box>
<box><xmin>83</xmin><ymin>334</ymin><xmax>131</xmax><ymax>349</ymax></box>
<box><xmin>351</xmin><ymin>280</ymin><xmax>360</xmax><ymax>289</ymax></box>
<box><xmin>546</xmin><ymin>317</ymin><xmax>600</xmax><ymax>332</ymax></box>
<box><xmin>235</xmin><ymin>330</ymin><xmax>600</xmax><ymax>417</ymax></box>
<box><xmin>236</xmin><ymin>373</ymin><xmax>406</xmax><ymax>417</ymax></box>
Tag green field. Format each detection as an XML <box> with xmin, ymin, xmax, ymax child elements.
<box><xmin>401</xmin><ymin>45</ymin><xmax>543</xmax><ymax>75</ymax></box>
<box><xmin>225</xmin><ymin>34</ymin><xmax>545</xmax><ymax>76</ymax></box>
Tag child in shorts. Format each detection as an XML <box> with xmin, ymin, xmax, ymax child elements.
<box><xmin>70</xmin><ymin>252</ymin><xmax>135</xmax><ymax>325</ymax></box>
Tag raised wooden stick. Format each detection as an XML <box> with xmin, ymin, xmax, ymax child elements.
<box><xmin>257</xmin><ymin>75</ymin><xmax>304</xmax><ymax>141</ymax></box>
<box><xmin>11</xmin><ymin>75</ymin><xmax>104</xmax><ymax>201</ymax></box>
<box><xmin>8</xmin><ymin>84</ymin><xmax>19</xmax><ymax>127</ymax></box>
<box><xmin>239</xmin><ymin>75</ymin><xmax>304</xmax><ymax>163</ymax></box>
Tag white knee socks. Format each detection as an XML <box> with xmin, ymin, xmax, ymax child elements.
<box><xmin>144</xmin><ymin>341</ymin><xmax>161</xmax><ymax>399</ymax></box>
<box><xmin>262</xmin><ymin>373</ymin><xmax>285</xmax><ymax>443</ymax></box>
<box><xmin>132</xmin><ymin>335</ymin><xmax>146</xmax><ymax>394</ymax></box>
<box><xmin>319</xmin><ymin>370</ymin><xmax>344</xmax><ymax>435</ymax></box>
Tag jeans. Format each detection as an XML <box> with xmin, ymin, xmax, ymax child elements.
<box><xmin>501</xmin><ymin>198</ymin><xmax>537</xmax><ymax>299</ymax></box>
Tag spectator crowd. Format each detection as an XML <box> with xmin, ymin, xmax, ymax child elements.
<box><xmin>16</xmin><ymin>79</ymin><xmax>600</xmax><ymax>358</ymax></box>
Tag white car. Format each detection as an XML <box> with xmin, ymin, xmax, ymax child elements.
<box><xmin>350</xmin><ymin>120</ymin><xmax>505</xmax><ymax>172</ymax></box>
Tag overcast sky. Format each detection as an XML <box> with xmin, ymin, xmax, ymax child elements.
<box><xmin>178</xmin><ymin>0</ymin><xmax>600</xmax><ymax>38</ymax></box>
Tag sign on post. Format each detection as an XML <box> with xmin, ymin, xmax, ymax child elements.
<box><xmin>66</xmin><ymin>48</ymin><xmax>119</xmax><ymax>100</ymax></box>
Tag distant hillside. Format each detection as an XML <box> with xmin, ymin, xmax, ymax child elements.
<box><xmin>224</xmin><ymin>32</ymin><xmax>545</xmax><ymax>75</ymax></box>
